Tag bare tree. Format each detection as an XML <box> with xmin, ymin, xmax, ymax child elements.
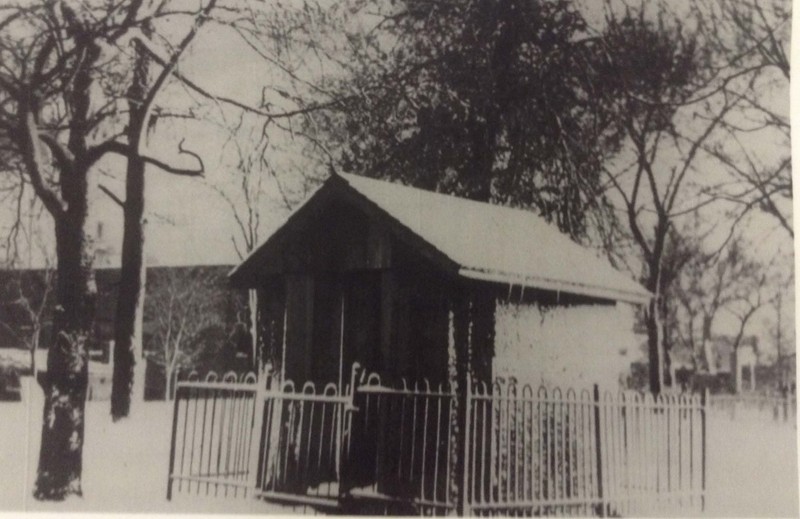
<box><xmin>671</xmin><ymin>234</ymin><xmax>773</xmax><ymax>373</ymax></box>
<box><xmin>594</xmin><ymin>3</ymin><xmax>745</xmax><ymax>393</ymax></box>
<box><xmin>108</xmin><ymin>0</ymin><xmax>215</xmax><ymax>421</ymax></box>
<box><xmin>696</xmin><ymin>0</ymin><xmax>791</xmax><ymax>236</ymax></box>
<box><xmin>144</xmin><ymin>267</ymin><xmax>226</xmax><ymax>400</ymax></box>
<box><xmin>0</xmin><ymin>1</ymin><xmax>205</xmax><ymax>498</ymax></box>
<box><xmin>0</xmin><ymin>265</ymin><xmax>53</xmax><ymax>378</ymax></box>
<box><xmin>204</xmin><ymin>110</ymin><xmax>311</xmax><ymax>372</ymax></box>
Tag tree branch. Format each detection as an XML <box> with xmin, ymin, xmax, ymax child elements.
<box><xmin>87</xmin><ymin>140</ymin><xmax>204</xmax><ymax>176</ymax></box>
<box><xmin>98</xmin><ymin>183</ymin><xmax>125</xmax><ymax>208</ymax></box>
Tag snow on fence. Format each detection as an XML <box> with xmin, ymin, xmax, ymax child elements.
<box><xmin>464</xmin><ymin>379</ymin><xmax>707</xmax><ymax>516</ymax></box>
<box><xmin>166</xmin><ymin>366</ymin><xmax>707</xmax><ymax>517</ymax></box>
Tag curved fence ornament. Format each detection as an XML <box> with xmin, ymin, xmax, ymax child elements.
<box><xmin>365</xmin><ymin>372</ymin><xmax>382</xmax><ymax>387</ymax></box>
<box><xmin>323</xmin><ymin>382</ymin><xmax>338</xmax><ymax>396</ymax></box>
<box><xmin>522</xmin><ymin>383</ymin><xmax>534</xmax><ymax>399</ymax></box>
<box><xmin>166</xmin><ymin>362</ymin><xmax>708</xmax><ymax>517</ymax></box>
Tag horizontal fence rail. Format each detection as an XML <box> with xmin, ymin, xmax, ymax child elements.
<box><xmin>464</xmin><ymin>378</ymin><xmax>706</xmax><ymax>517</ymax></box>
<box><xmin>167</xmin><ymin>371</ymin><xmax>258</xmax><ymax>500</ymax></box>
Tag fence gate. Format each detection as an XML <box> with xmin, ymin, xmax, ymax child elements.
<box><xmin>167</xmin><ymin>368</ymin><xmax>707</xmax><ymax>516</ymax></box>
<box><xmin>252</xmin><ymin>377</ymin><xmax>354</xmax><ymax>508</ymax></box>
<box><xmin>343</xmin><ymin>373</ymin><xmax>458</xmax><ymax>515</ymax></box>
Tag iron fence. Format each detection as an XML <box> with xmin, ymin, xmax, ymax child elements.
<box><xmin>167</xmin><ymin>371</ymin><xmax>258</xmax><ymax>499</ymax></box>
<box><xmin>464</xmin><ymin>378</ymin><xmax>707</xmax><ymax>517</ymax></box>
<box><xmin>254</xmin><ymin>378</ymin><xmax>354</xmax><ymax>509</ymax></box>
<box><xmin>167</xmin><ymin>366</ymin><xmax>708</xmax><ymax>516</ymax></box>
<box><xmin>345</xmin><ymin>373</ymin><xmax>457</xmax><ymax>515</ymax></box>
<box><xmin>597</xmin><ymin>391</ymin><xmax>706</xmax><ymax>517</ymax></box>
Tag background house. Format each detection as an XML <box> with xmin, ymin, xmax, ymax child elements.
<box><xmin>230</xmin><ymin>173</ymin><xmax>650</xmax><ymax>391</ymax></box>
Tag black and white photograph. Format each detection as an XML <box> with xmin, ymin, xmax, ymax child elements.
<box><xmin>0</xmin><ymin>0</ymin><xmax>795</xmax><ymax>516</ymax></box>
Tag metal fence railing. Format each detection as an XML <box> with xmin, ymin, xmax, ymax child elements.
<box><xmin>254</xmin><ymin>379</ymin><xmax>353</xmax><ymax>508</ymax></box>
<box><xmin>345</xmin><ymin>373</ymin><xmax>458</xmax><ymax>515</ymax></box>
<box><xmin>463</xmin><ymin>378</ymin><xmax>707</xmax><ymax>517</ymax></box>
<box><xmin>167</xmin><ymin>371</ymin><xmax>258</xmax><ymax>499</ymax></box>
<box><xmin>167</xmin><ymin>365</ymin><xmax>708</xmax><ymax>517</ymax></box>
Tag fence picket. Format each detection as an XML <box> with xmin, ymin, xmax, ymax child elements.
<box><xmin>166</xmin><ymin>366</ymin><xmax>709</xmax><ymax>516</ymax></box>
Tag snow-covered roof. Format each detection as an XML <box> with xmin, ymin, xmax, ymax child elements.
<box><xmin>231</xmin><ymin>173</ymin><xmax>651</xmax><ymax>304</ymax></box>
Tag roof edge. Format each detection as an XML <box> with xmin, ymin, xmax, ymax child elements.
<box><xmin>458</xmin><ymin>267</ymin><xmax>652</xmax><ymax>305</ymax></box>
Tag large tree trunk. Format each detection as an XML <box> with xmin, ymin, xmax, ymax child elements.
<box><xmin>34</xmin><ymin>210</ymin><xmax>96</xmax><ymax>500</ymax></box>
<box><xmin>110</xmin><ymin>35</ymin><xmax>150</xmax><ymax>419</ymax></box>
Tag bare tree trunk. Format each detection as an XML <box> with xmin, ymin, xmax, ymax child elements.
<box><xmin>34</xmin><ymin>206</ymin><xmax>96</xmax><ymax>500</ymax></box>
<box><xmin>110</xmin><ymin>155</ymin><xmax>146</xmax><ymax>419</ymax></box>
<box><xmin>30</xmin><ymin>331</ymin><xmax>38</xmax><ymax>380</ymax></box>
<box><xmin>111</xmin><ymin>35</ymin><xmax>150</xmax><ymax>420</ymax></box>
<box><xmin>645</xmin><ymin>265</ymin><xmax>665</xmax><ymax>394</ymax></box>
<box><xmin>165</xmin><ymin>366</ymin><xmax>173</xmax><ymax>401</ymax></box>
<box><xmin>249</xmin><ymin>289</ymin><xmax>258</xmax><ymax>368</ymax></box>
<box><xmin>645</xmin><ymin>299</ymin><xmax>664</xmax><ymax>394</ymax></box>
<box><xmin>701</xmin><ymin>316</ymin><xmax>716</xmax><ymax>374</ymax></box>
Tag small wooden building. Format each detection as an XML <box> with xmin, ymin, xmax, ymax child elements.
<box><xmin>229</xmin><ymin>173</ymin><xmax>650</xmax><ymax>390</ymax></box>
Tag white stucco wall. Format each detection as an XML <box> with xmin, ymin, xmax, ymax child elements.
<box><xmin>493</xmin><ymin>300</ymin><xmax>638</xmax><ymax>391</ymax></box>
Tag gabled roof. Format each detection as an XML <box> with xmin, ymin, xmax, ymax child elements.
<box><xmin>230</xmin><ymin>173</ymin><xmax>651</xmax><ymax>304</ymax></box>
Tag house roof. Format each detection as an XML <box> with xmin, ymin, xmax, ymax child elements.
<box><xmin>230</xmin><ymin>173</ymin><xmax>651</xmax><ymax>304</ymax></box>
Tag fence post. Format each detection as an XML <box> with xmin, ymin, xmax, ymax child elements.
<box><xmin>460</xmin><ymin>372</ymin><xmax>472</xmax><ymax>517</ymax></box>
<box><xmin>701</xmin><ymin>388</ymin><xmax>708</xmax><ymax>512</ymax></box>
<box><xmin>247</xmin><ymin>367</ymin><xmax>269</xmax><ymax>498</ymax></box>
<box><xmin>166</xmin><ymin>384</ymin><xmax>182</xmax><ymax>501</ymax></box>
<box><xmin>339</xmin><ymin>361</ymin><xmax>361</xmax><ymax>495</ymax></box>
<box><xmin>593</xmin><ymin>384</ymin><xmax>604</xmax><ymax>517</ymax></box>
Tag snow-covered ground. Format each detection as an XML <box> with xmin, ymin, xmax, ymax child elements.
<box><xmin>0</xmin><ymin>379</ymin><xmax>797</xmax><ymax>516</ymax></box>
<box><xmin>0</xmin><ymin>378</ymin><xmax>299</xmax><ymax>514</ymax></box>
<box><xmin>705</xmin><ymin>409</ymin><xmax>798</xmax><ymax>517</ymax></box>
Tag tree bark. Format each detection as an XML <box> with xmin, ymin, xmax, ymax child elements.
<box><xmin>645</xmin><ymin>267</ymin><xmax>665</xmax><ymax>395</ymax></box>
<box><xmin>248</xmin><ymin>289</ymin><xmax>258</xmax><ymax>368</ymax></box>
<box><xmin>34</xmin><ymin>198</ymin><xmax>96</xmax><ymax>500</ymax></box>
<box><xmin>165</xmin><ymin>366</ymin><xmax>173</xmax><ymax>401</ymax></box>
<box><xmin>110</xmin><ymin>154</ymin><xmax>146</xmax><ymax>418</ymax></box>
<box><xmin>110</xmin><ymin>35</ymin><xmax>150</xmax><ymax>420</ymax></box>
<box><xmin>701</xmin><ymin>315</ymin><xmax>716</xmax><ymax>374</ymax></box>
